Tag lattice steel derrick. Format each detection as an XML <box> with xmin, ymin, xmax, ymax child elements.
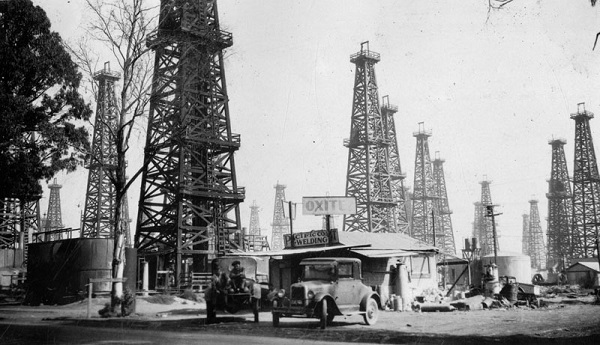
<box><xmin>477</xmin><ymin>179</ymin><xmax>498</xmax><ymax>256</ymax></box>
<box><xmin>410</xmin><ymin>125</ymin><xmax>441</xmax><ymax>245</ymax></box>
<box><xmin>472</xmin><ymin>202</ymin><xmax>482</xmax><ymax>240</ymax></box>
<box><xmin>343</xmin><ymin>43</ymin><xmax>397</xmax><ymax>233</ymax></box>
<box><xmin>432</xmin><ymin>153</ymin><xmax>456</xmax><ymax>254</ymax></box>
<box><xmin>0</xmin><ymin>198</ymin><xmax>39</xmax><ymax>258</ymax></box>
<box><xmin>381</xmin><ymin>96</ymin><xmax>409</xmax><ymax>234</ymax></box>
<box><xmin>45</xmin><ymin>179</ymin><xmax>63</xmax><ymax>241</ymax></box>
<box><xmin>528</xmin><ymin>199</ymin><xmax>546</xmax><ymax>270</ymax></box>
<box><xmin>570</xmin><ymin>103</ymin><xmax>600</xmax><ymax>259</ymax></box>
<box><xmin>270</xmin><ymin>183</ymin><xmax>288</xmax><ymax>251</ymax></box>
<box><xmin>522</xmin><ymin>213</ymin><xmax>530</xmax><ymax>256</ymax></box>
<box><xmin>136</xmin><ymin>0</ymin><xmax>244</xmax><ymax>280</ymax></box>
<box><xmin>546</xmin><ymin>138</ymin><xmax>572</xmax><ymax>270</ymax></box>
<box><xmin>244</xmin><ymin>200</ymin><xmax>268</xmax><ymax>251</ymax></box>
<box><xmin>82</xmin><ymin>62</ymin><xmax>121</xmax><ymax>241</ymax></box>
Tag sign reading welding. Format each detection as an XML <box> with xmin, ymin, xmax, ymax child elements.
<box><xmin>284</xmin><ymin>229</ymin><xmax>339</xmax><ymax>249</ymax></box>
<box><xmin>302</xmin><ymin>196</ymin><xmax>357</xmax><ymax>215</ymax></box>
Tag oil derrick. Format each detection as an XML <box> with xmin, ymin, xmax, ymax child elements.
<box><xmin>527</xmin><ymin>199</ymin><xmax>546</xmax><ymax>270</ymax></box>
<box><xmin>381</xmin><ymin>95</ymin><xmax>409</xmax><ymax>234</ymax></box>
<box><xmin>432</xmin><ymin>152</ymin><xmax>456</xmax><ymax>254</ymax></box>
<box><xmin>522</xmin><ymin>213</ymin><xmax>530</xmax><ymax>255</ymax></box>
<box><xmin>0</xmin><ymin>198</ymin><xmax>39</xmax><ymax>250</ymax></box>
<box><xmin>245</xmin><ymin>201</ymin><xmax>269</xmax><ymax>251</ymax></box>
<box><xmin>81</xmin><ymin>62</ymin><xmax>130</xmax><ymax>244</ymax></box>
<box><xmin>45</xmin><ymin>179</ymin><xmax>63</xmax><ymax>240</ymax></box>
<box><xmin>271</xmin><ymin>183</ymin><xmax>288</xmax><ymax>251</ymax></box>
<box><xmin>136</xmin><ymin>0</ymin><xmax>245</xmax><ymax>284</ymax></box>
<box><xmin>474</xmin><ymin>179</ymin><xmax>498</xmax><ymax>256</ymax></box>
<box><xmin>571</xmin><ymin>102</ymin><xmax>600</xmax><ymax>259</ymax></box>
<box><xmin>410</xmin><ymin>123</ymin><xmax>441</xmax><ymax>245</ymax></box>
<box><xmin>343</xmin><ymin>42</ymin><xmax>399</xmax><ymax>233</ymax></box>
<box><xmin>546</xmin><ymin>138</ymin><xmax>572</xmax><ymax>270</ymax></box>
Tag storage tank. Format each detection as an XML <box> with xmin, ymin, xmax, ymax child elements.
<box><xmin>25</xmin><ymin>238</ymin><xmax>113</xmax><ymax>305</ymax></box>
<box><xmin>481</xmin><ymin>252</ymin><xmax>531</xmax><ymax>283</ymax></box>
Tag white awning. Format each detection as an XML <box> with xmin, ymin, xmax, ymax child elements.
<box><xmin>237</xmin><ymin>244</ymin><xmax>370</xmax><ymax>257</ymax></box>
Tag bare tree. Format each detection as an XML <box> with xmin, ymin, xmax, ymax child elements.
<box><xmin>68</xmin><ymin>0</ymin><xmax>157</xmax><ymax>315</ymax></box>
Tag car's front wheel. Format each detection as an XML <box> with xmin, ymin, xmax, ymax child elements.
<box><xmin>319</xmin><ymin>299</ymin><xmax>328</xmax><ymax>329</ymax></box>
<box><xmin>363</xmin><ymin>298</ymin><xmax>379</xmax><ymax>325</ymax></box>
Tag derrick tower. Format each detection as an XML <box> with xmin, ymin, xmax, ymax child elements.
<box><xmin>411</xmin><ymin>123</ymin><xmax>440</xmax><ymax>244</ymax></box>
<box><xmin>1</xmin><ymin>133</ymin><xmax>41</xmax><ymax>251</ymax></box>
<box><xmin>571</xmin><ymin>103</ymin><xmax>600</xmax><ymax>259</ymax></box>
<box><xmin>546</xmin><ymin>138</ymin><xmax>572</xmax><ymax>270</ymax></box>
<box><xmin>381</xmin><ymin>95</ymin><xmax>409</xmax><ymax>234</ymax></box>
<box><xmin>522</xmin><ymin>213</ymin><xmax>530</xmax><ymax>256</ymax></box>
<box><xmin>45</xmin><ymin>179</ymin><xmax>63</xmax><ymax>240</ymax></box>
<box><xmin>136</xmin><ymin>0</ymin><xmax>245</xmax><ymax>283</ymax></box>
<box><xmin>81</xmin><ymin>62</ymin><xmax>130</xmax><ymax>243</ymax></box>
<box><xmin>527</xmin><ymin>199</ymin><xmax>546</xmax><ymax>270</ymax></box>
<box><xmin>271</xmin><ymin>183</ymin><xmax>288</xmax><ymax>251</ymax></box>
<box><xmin>432</xmin><ymin>152</ymin><xmax>456</xmax><ymax>254</ymax></box>
<box><xmin>343</xmin><ymin>42</ymin><xmax>399</xmax><ymax>233</ymax></box>
<box><xmin>245</xmin><ymin>200</ymin><xmax>269</xmax><ymax>251</ymax></box>
<box><xmin>474</xmin><ymin>179</ymin><xmax>498</xmax><ymax>256</ymax></box>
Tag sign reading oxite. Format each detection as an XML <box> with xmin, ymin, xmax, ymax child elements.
<box><xmin>284</xmin><ymin>229</ymin><xmax>339</xmax><ymax>249</ymax></box>
<box><xmin>302</xmin><ymin>196</ymin><xmax>357</xmax><ymax>215</ymax></box>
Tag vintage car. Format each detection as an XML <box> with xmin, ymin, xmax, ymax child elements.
<box><xmin>271</xmin><ymin>257</ymin><xmax>380</xmax><ymax>329</ymax></box>
<box><xmin>204</xmin><ymin>256</ymin><xmax>267</xmax><ymax>323</ymax></box>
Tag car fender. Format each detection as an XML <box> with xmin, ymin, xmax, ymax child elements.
<box><xmin>313</xmin><ymin>293</ymin><xmax>341</xmax><ymax>315</ymax></box>
<box><xmin>360</xmin><ymin>292</ymin><xmax>381</xmax><ymax>311</ymax></box>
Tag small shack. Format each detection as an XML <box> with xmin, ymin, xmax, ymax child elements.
<box><xmin>242</xmin><ymin>229</ymin><xmax>441</xmax><ymax>308</ymax></box>
<box><xmin>566</xmin><ymin>260</ymin><xmax>600</xmax><ymax>288</ymax></box>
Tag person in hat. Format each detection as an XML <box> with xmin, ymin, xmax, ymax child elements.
<box><xmin>228</xmin><ymin>260</ymin><xmax>247</xmax><ymax>292</ymax></box>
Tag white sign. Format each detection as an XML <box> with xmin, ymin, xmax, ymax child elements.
<box><xmin>302</xmin><ymin>196</ymin><xmax>357</xmax><ymax>215</ymax></box>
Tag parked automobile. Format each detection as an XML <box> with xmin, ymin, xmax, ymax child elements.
<box><xmin>205</xmin><ymin>256</ymin><xmax>266</xmax><ymax>323</ymax></box>
<box><xmin>271</xmin><ymin>257</ymin><xmax>380</xmax><ymax>329</ymax></box>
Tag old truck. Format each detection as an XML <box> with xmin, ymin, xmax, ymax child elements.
<box><xmin>204</xmin><ymin>256</ymin><xmax>267</xmax><ymax>323</ymax></box>
<box><xmin>271</xmin><ymin>257</ymin><xmax>380</xmax><ymax>329</ymax></box>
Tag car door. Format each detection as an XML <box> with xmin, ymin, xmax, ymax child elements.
<box><xmin>335</xmin><ymin>262</ymin><xmax>360</xmax><ymax>313</ymax></box>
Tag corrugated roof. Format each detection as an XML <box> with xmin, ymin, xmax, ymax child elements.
<box><xmin>236</xmin><ymin>244</ymin><xmax>368</xmax><ymax>257</ymax></box>
<box><xmin>351</xmin><ymin>249</ymin><xmax>419</xmax><ymax>258</ymax></box>
<box><xmin>338</xmin><ymin>231</ymin><xmax>438</xmax><ymax>252</ymax></box>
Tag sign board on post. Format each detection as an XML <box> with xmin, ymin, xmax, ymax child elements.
<box><xmin>302</xmin><ymin>196</ymin><xmax>357</xmax><ymax>215</ymax></box>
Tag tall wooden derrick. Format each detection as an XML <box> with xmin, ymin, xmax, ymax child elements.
<box><xmin>381</xmin><ymin>96</ymin><xmax>409</xmax><ymax>234</ymax></box>
<box><xmin>474</xmin><ymin>179</ymin><xmax>498</xmax><ymax>256</ymax></box>
<box><xmin>546</xmin><ymin>138</ymin><xmax>572</xmax><ymax>270</ymax></box>
<box><xmin>527</xmin><ymin>199</ymin><xmax>546</xmax><ymax>270</ymax></box>
<box><xmin>411</xmin><ymin>124</ymin><xmax>441</xmax><ymax>245</ymax></box>
<box><xmin>570</xmin><ymin>103</ymin><xmax>600</xmax><ymax>259</ymax></box>
<box><xmin>522</xmin><ymin>213</ymin><xmax>530</xmax><ymax>256</ymax></box>
<box><xmin>432</xmin><ymin>152</ymin><xmax>456</xmax><ymax>254</ymax></box>
<box><xmin>245</xmin><ymin>200</ymin><xmax>269</xmax><ymax>251</ymax></box>
<box><xmin>343</xmin><ymin>42</ymin><xmax>400</xmax><ymax>233</ymax></box>
<box><xmin>81</xmin><ymin>62</ymin><xmax>130</xmax><ymax>244</ymax></box>
<box><xmin>1</xmin><ymin>133</ymin><xmax>41</xmax><ymax>253</ymax></box>
<box><xmin>136</xmin><ymin>0</ymin><xmax>245</xmax><ymax>284</ymax></box>
<box><xmin>270</xmin><ymin>183</ymin><xmax>288</xmax><ymax>251</ymax></box>
<box><xmin>44</xmin><ymin>179</ymin><xmax>63</xmax><ymax>241</ymax></box>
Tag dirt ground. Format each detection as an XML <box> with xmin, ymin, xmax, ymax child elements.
<box><xmin>1</xmin><ymin>290</ymin><xmax>599</xmax><ymax>344</ymax></box>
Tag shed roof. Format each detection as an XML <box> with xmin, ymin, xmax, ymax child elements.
<box><xmin>338</xmin><ymin>231</ymin><xmax>438</xmax><ymax>252</ymax></box>
<box><xmin>567</xmin><ymin>261</ymin><xmax>600</xmax><ymax>273</ymax></box>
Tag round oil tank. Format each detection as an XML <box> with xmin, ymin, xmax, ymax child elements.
<box><xmin>481</xmin><ymin>252</ymin><xmax>531</xmax><ymax>283</ymax></box>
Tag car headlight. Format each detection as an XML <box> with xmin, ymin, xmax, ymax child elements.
<box><xmin>307</xmin><ymin>290</ymin><xmax>315</xmax><ymax>300</ymax></box>
<box><xmin>277</xmin><ymin>289</ymin><xmax>285</xmax><ymax>298</ymax></box>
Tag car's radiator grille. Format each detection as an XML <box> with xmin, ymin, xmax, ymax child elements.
<box><xmin>291</xmin><ymin>286</ymin><xmax>305</xmax><ymax>300</ymax></box>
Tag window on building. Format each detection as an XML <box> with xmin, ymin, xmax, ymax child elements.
<box><xmin>410</xmin><ymin>256</ymin><xmax>431</xmax><ymax>278</ymax></box>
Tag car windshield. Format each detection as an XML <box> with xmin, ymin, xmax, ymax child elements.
<box><xmin>302</xmin><ymin>264</ymin><xmax>335</xmax><ymax>281</ymax></box>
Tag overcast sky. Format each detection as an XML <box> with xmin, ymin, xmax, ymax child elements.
<box><xmin>34</xmin><ymin>0</ymin><xmax>600</xmax><ymax>253</ymax></box>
